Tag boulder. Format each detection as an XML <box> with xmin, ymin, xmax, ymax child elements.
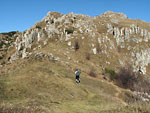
<box><xmin>92</xmin><ymin>48</ymin><xmax>97</xmax><ymax>54</ymax></box>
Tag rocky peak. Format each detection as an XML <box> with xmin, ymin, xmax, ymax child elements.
<box><xmin>102</xmin><ymin>11</ymin><xmax>127</xmax><ymax>19</ymax></box>
<box><xmin>42</xmin><ymin>11</ymin><xmax>63</xmax><ymax>22</ymax></box>
<box><xmin>1</xmin><ymin>11</ymin><xmax>150</xmax><ymax>76</ymax></box>
<box><xmin>96</xmin><ymin>11</ymin><xmax>127</xmax><ymax>24</ymax></box>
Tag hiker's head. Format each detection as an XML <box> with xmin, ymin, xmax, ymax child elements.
<box><xmin>75</xmin><ymin>69</ymin><xmax>80</xmax><ymax>72</ymax></box>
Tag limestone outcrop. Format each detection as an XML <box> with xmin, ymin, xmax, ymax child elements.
<box><xmin>2</xmin><ymin>11</ymin><xmax>150</xmax><ymax>75</ymax></box>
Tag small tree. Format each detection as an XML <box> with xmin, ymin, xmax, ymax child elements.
<box><xmin>116</xmin><ymin>67</ymin><xmax>136</xmax><ymax>89</ymax></box>
<box><xmin>89</xmin><ymin>68</ymin><xmax>96</xmax><ymax>77</ymax></box>
<box><xmin>74</xmin><ymin>40</ymin><xmax>79</xmax><ymax>51</ymax></box>
<box><xmin>86</xmin><ymin>53</ymin><xmax>90</xmax><ymax>60</ymax></box>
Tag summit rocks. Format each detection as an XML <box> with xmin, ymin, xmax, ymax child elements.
<box><xmin>1</xmin><ymin>11</ymin><xmax>150</xmax><ymax>75</ymax></box>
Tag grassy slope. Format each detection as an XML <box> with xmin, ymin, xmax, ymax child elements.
<box><xmin>1</xmin><ymin>57</ymin><xmax>150</xmax><ymax>113</ymax></box>
<box><xmin>0</xmin><ymin>37</ymin><xmax>150</xmax><ymax>113</ymax></box>
<box><xmin>0</xmin><ymin>56</ymin><xmax>124</xmax><ymax>112</ymax></box>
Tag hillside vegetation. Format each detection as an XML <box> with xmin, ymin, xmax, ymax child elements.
<box><xmin>0</xmin><ymin>11</ymin><xmax>150</xmax><ymax>113</ymax></box>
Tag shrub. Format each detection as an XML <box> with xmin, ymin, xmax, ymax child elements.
<box><xmin>105</xmin><ymin>68</ymin><xmax>117</xmax><ymax>80</ymax></box>
<box><xmin>36</xmin><ymin>25</ymin><xmax>41</xmax><ymax>29</ymax></box>
<box><xmin>115</xmin><ymin>66</ymin><xmax>150</xmax><ymax>93</ymax></box>
<box><xmin>89</xmin><ymin>69</ymin><xmax>96</xmax><ymax>77</ymax></box>
<box><xmin>1</xmin><ymin>61</ymin><xmax>6</xmax><ymax>65</ymax></box>
<box><xmin>96</xmin><ymin>44</ymin><xmax>102</xmax><ymax>54</ymax></box>
<box><xmin>1</xmin><ymin>31</ymin><xmax>18</xmax><ymax>37</ymax></box>
<box><xmin>0</xmin><ymin>42</ymin><xmax>3</xmax><ymax>48</ymax></box>
<box><xmin>0</xmin><ymin>55</ymin><xmax>3</xmax><ymax>60</ymax></box>
<box><xmin>117</xmin><ymin>46</ymin><xmax>121</xmax><ymax>53</ymax></box>
<box><xmin>86</xmin><ymin>53</ymin><xmax>90</xmax><ymax>60</ymax></box>
<box><xmin>74</xmin><ymin>40</ymin><xmax>79</xmax><ymax>51</ymax></box>
<box><xmin>51</xmin><ymin>19</ymin><xmax>54</xmax><ymax>24</ymax></box>
<box><xmin>71</xmin><ymin>19</ymin><xmax>74</xmax><ymax>23</ymax></box>
<box><xmin>115</xmin><ymin>67</ymin><xmax>136</xmax><ymax>89</ymax></box>
<box><xmin>4</xmin><ymin>49</ymin><xmax>8</xmax><ymax>52</ymax></box>
<box><xmin>65</xmin><ymin>29</ymin><xmax>74</xmax><ymax>34</ymax></box>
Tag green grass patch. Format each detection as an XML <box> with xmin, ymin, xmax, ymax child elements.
<box><xmin>65</xmin><ymin>29</ymin><xmax>74</xmax><ymax>34</ymax></box>
<box><xmin>105</xmin><ymin>68</ymin><xmax>117</xmax><ymax>80</ymax></box>
<box><xmin>0</xmin><ymin>79</ymin><xmax>7</xmax><ymax>100</ymax></box>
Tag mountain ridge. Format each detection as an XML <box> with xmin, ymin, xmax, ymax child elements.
<box><xmin>0</xmin><ymin>11</ymin><xmax>150</xmax><ymax>113</ymax></box>
<box><xmin>4</xmin><ymin>11</ymin><xmax>150</xmax><ymax>74</ymax></box>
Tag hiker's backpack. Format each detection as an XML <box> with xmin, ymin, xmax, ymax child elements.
<box><xmin>76</xmin><ymin>71</ymin><xmax>80</xmax><ymax>76</ymax></box>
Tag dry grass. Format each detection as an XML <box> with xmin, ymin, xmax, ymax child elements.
<box><xmin>1</xmin><ymin>49</ymin><xmax>150</xmax><ymax>113</ymax></box>
<box><xmin>0</xmin><ymin>56</ymin><xmax>133</xmax><ymax>113</ymax></box>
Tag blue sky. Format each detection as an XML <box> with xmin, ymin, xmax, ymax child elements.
<box><xmin>0</xmin><ymin>0</ymin><xmax>150</xmax><ymax>33</ymax></box>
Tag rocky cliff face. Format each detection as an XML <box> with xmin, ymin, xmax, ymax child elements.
<box><xmin>0</xmin><ymin>31</ymin><xmax>18</xmax><ymax>66</ymax></box>
<box><xmin>1</xmin><ymin>11</ymin><xmax>150</xmax><ymax>75</ymax></box>
<box><xmin>107</xmin><ymin>23</ymin><xmax>150</xmax><ymax>74</ymax></box>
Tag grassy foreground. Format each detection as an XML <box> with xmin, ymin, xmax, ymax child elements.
<box><xmin>0</xmin><ymin>57</ymin><xmax>150</xmax><ymax>113</ymax></box>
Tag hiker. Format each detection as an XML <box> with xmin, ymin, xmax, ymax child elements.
<box><xmin>75</xmin><ymin>69</ymin><xmax>80</xmax><ymax>83</ymax></box>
